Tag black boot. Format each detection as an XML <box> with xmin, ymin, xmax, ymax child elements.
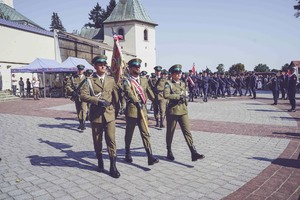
<box><xmin>166</xmin><ymin>146</ymin><xmax>175</xmax><ymax>161</ymax></box>
<box><xmin>189</xmin><ymin>145</ymin><xmax>205</xmax><ymax>161</ymax></box>
<box><xmin>109</xmin><ymin>157</ymin><xmax>120</xmax><ymax>178</ymax></box>
<box><xmin>97</xmin><ymin>154</ymin><xmax>104</xmax><ymax>172</ymax></box>
<box><xmin>146</xmin><ymin>147</ymin><xmax>159</xmax><ymax>165</ymax></box>
<box><xmin>81</xmin><ymin>120</ymin><xmax>86</xmax><ymax>130</ymax></box>
<box><xmin>125</xmin><ymin>147</ymin><xmax>133</xmax><ymax>163</ymax></box>
<box><xmin>78</xmin><ymin>120</ymin><xmax>82</xmax><ymax>129</ymax></box>
<box><xmin>155</xmin><ymin>118</ymin><xmax>159</xmax><ymax>127</ymax></box>
<box><xmin>160</xmin><ymin>117</ymin><xmax>165</xmax><ymax>128</ymax></box>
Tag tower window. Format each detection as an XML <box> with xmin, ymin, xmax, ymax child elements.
<box><xmin>118</xmin><ymin>28</ymin><xmax>125</xmax><ymax>40</ymax></box>
<box><xmin>144</xmin><ymin>29</ymin><xmax>148</xmax><ymax>41</ymax></box>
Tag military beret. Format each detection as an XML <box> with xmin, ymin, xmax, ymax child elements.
<box><xmin>169</xmin><ymin>64</ymin><xmax>182</xmax><ymax>74</ymax></box>
<box><xmin>154</xmin><ymin>66</ymin><xmax>162</xmax><ymax>71</ymax></box>
<box><xmin>161</xmin><ymin>69</ymin><xmax>168</xmax><ymax>74</ymax></box>
<box><xmin>92</xmin><ymin>55</ymin><xmax>107</xmax><ymax>65</ymax></box>
<box><xmin>141</xmin><ymin>71</ymin><xmax>147</xmax><ymax>76</ymax></box>
<box><xmin>189</xmin><ymin>70</ymin><xmax>193</xmax><ymax>73</ymax></box>
<box><xmin>77</xmin><ymin>64</ymin><xmax>85</xmax><ymax>70</ymax></box>
<box><xmin>128</xmin><ymin>58</ymin><xmax>142</xmax><ymax>68</ymax></box>
<box><xmin>86</xmin><ymin>69</ymin><xmax>94</xmax><ymax>75</ymax></box>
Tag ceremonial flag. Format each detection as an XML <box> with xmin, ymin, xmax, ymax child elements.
<box><xmin>191</xmin><ymin>63</ymin><xmax>196</xmax><ymax>75</ymax></box>
<box><xmin>110</xmin><ymin>29</ymin><xmax>126</xmax><ymax>83</ymax></box>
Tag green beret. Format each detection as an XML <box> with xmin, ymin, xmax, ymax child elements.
<box><xmin>86</xmin><ymin>69</ymin><xmax>94</xmax><ymax>75</ymax></box>
<box><xmin>128</xmin><ymin>58</ymin><xmax>142</xmax><ymax>68</ymax></box>
<box><xmin>169</xmin><ymin>64</ymin><xmax>182</xmax><ymax>74</ymax></box>
<box><xmin>77</xmin><ymin>64</ymin><xmax>85</xmax><ymax>70</ymax></box>
<box><xmin>154</xmin><ymin>66</ymin><xmax>162</xmax><ymax>71</ymax></box>
<box><xmin>141</xmin><ymin>71</ymin><xmax>147</xmax><ymax>76</ymax></box>
<box><xmin>161</xmin><ymin>69</ymin><xmax>168</xmax><ymax>74</ymax></box>
<box><xmin>92</xmin><ymin>55</ymin><xmax>107</xmax><ymax>65</ymax></box>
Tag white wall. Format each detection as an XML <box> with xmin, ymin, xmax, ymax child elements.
<box><xmin>0</xmin><ymin>26</ymin><xmax>55</xmax><ymax>90</ymax></box>
<box><xmin>104</xmin><ymin>21</ymin><xmax>157</xmax><ymax>73</ymax></box>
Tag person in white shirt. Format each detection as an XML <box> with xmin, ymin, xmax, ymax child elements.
<box><xmin>11</xmin><ymin>74</ymin><xmax>17</xmax><ymax>96</ymax></box>
<box><xmin>32</xmin><ymin>77</ymin><xmax>40</xmax><ymax>100</ymax></box>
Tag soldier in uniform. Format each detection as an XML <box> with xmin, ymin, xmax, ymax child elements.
<box><xmin>164</xmin><ymin>64</ymin><xmax>205</xmax><ymax>161</ymax></box>
<box><xmin>149</xmin><ymin>66</ymin><xmax>168</xmax><ymax>128</ymax></box>
<box><xmin>66</xmin><ymin>65</ymin><xmax>87</xmax><ymax>131</ymax></box>
<box><xmin>268</xmin><ymin>72</ymin><xmax>280</xmax><ymax>105</ymax></box>
<box><xmin>80</xmin><ymin>55</ymin><xmax>120</xmax><ymax>178</ymax></box>
<box><xmin>85</xmin><ymin>69</ymin><xmax>94</xmax><ymax>121</ymax></box>
<box><xmin>287</xmin><ymin>67</ymin><xmax>297</xmax><ymax>112</ymax></box>
<box><xmin>250</xmin><ymin>71</ymin><xmax>258</xmax><ymax>99</ymax></box>
<box><xmin>122</xmin><ymin>58</ymin><xmax>159</xmax><ymax>165</ymax></box>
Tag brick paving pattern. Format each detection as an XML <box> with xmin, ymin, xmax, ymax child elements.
<box><xmin>0</xmin><ymin>91</ymin><xmax>299</xmax><ymax>200</ymax></box>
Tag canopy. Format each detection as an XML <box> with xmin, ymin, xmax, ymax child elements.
<box><xmin>11</xmin><ymin>58</ymin><xmax>62</xmax><ymax>73</ymax></box>
<box><xmin>60</xmin><ymin>57</ymin><xmax>94</xmax><ymax>71</ymax></box>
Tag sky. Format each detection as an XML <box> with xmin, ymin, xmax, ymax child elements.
<box><xmin>13</xmin><ymin>0</ymin><xmax>300</xmax><ymax>72</ymax></box>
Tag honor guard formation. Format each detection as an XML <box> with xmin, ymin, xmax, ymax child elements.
<box><xmin>64</xmin><ymin>55</ymin><xmax>297</xmax><ymax>178</ymax></box>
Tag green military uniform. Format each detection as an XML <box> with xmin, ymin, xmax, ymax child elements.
<box><xmin>80</xmin><ymin>55</ymin><xmax>120</xmax><ymax>178</ymax></box>
<box><xmin>66</xmin><ymin>65</ymin><xmax>87</xmax><ymax>130</ymax></box>
<box><xmin>123</xmin><ymin>58</ymin><xmax>159</xmax><ymax>166</ymax></box>
<box><xmin>148</xmin><ymin>66</ymin><xmax>168</xmax><ymax>128</ymax></box>
<box><xmin>164</xmin><ymin>64</ymin><xmax>205</xmax><ymax>162</ymax></box>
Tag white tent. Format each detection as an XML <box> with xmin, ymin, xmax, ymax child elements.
<box><xmin>60</xmin><ymin>57</ymin><xmax>94</xmax><ymax>71</ymax></box>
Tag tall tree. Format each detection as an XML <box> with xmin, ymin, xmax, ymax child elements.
<box><xmin>294</xmin><ymin>0</ymin><xmax>300</xmax><ymax>18</ymax></box>
<box><xmin>228</xmin><ymin>63</ymin><xmax>245</xmax><ymax>75</ymax></box>
<box><xmin>254</xmin><ymin>63</ymin><xmax>270</xmax><ymax>72</ymax></box>
<box><xmin>205</xmin><ymin>67</ymin><xmax>212</xmax><ymax>74</ymax></box>
<box><xmin>49</xmin><ymin>12</ymin><xmax>66</xmax><ymax>32</ymax></box>
<box><xmin>216</xmin><ymin>64</ymin><xmax>225</xmax><ymax>73</ymax></box>
<box><xmin>281</xmin><ymin>63</ymin><xmax>289</xmax><ymax>72</ymax></box>
<box><xmin>102</xmin><ymin>0</ymin><xmax>116</xmax><ymax>21</ymax></box>
<box><xmin>85</xmin><ymin>3</ymin><xmax>105</xmax><ymax>28</ymax></box>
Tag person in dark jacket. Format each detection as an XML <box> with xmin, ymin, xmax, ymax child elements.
<box><xmin>250</xmin><ymin>71</ymin><xmax>258</xmax><ymax>99</ymax></box>
<box><xmin>268</xmin><ymin>72</ymin><xmax>280</xmax><ymax>105</ymax></box>
<box><xmin>287</xmin><ymin>68</ymin><xmax>297</xmax><ymax>112</ymax></box>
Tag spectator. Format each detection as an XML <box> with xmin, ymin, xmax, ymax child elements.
<box><xmin>26</xmin><ymin>78</ymin><xmax>31</xmax><ymax>98</ymax></box>
<box><xmin>11</xmin><ymin>74</ymin><xmax>17</xmax><ymax>95</ymax></box>
<box><xmin>32</xmin><ymin>77</ymin><xmax>40</xmax><ymax>100</ymax></box>
<box><xmin>18</xmin><ymin>77</ymin><xmax>25</xmax><ymax>97</ymax></box>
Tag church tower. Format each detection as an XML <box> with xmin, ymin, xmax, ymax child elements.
<box><xmin>103</xmin><ymin>0</ymin><xmax>157</xmax><ymax>71</ymax></box>
<box><xmin>0</xmin><ymin>0</ymin><xmax>13</xmax><ymax>8</ymax></box>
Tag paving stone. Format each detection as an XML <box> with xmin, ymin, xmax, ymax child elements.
<box><xmin>0</xmin><ymin>93</ymin><xmax>297</xmax><ymax>200</ymax></box>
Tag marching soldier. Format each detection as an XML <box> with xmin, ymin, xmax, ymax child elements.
<box><xmin>149</xmin><ymin>66</ymin><xmax>167</xmax><ymax>128</ymax></box>
<box><xmin>66</xmin><ymin>64</ymin><xmax>87</xmax><ymax>131</ymax></box>
<box><xmin>122</xmin><ymin>58</ymin><xmax>159</xmax><ymax>166</ymax></box>
<box><xmin>250</xmin><ymin>71</ymin><xmax>258</xmax><ymax>99</ymax></box>
<box><xmin>80</xmin><ymin>55</ymin><xmax>120</xmax><ymax>178</ymax></box>
<box><xmin>164</xmin><ymin>64</ymin><xmax>205</xmax><ymax>161</ymax></box>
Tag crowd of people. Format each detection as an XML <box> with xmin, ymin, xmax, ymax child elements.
<box><xmin>64</xmin><ymin>54</ymin><xmax>297</xmax><ymax>179</ymax></box>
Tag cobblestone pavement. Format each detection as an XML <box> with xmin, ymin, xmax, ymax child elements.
<box><xmin>0</xmin><ymin>91</ymin><xmax>299</xmax><ymax>200</ymax></box>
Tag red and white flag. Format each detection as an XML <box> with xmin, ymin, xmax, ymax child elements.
<box><xmin>191</xmin><ymin>63</ymin><xmax>196</xmax><ymax>75</ymax></box>
<box><xmin>110</xmin><ymin>30</ymin><xmax>125</xmax><ymax>83</ymax></box>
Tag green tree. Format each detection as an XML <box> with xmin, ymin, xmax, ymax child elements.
<box><xmin>254</xmin><ymin>63</ymin><xmax>270</xmax><ymax>72</ymax></box>
<box><xmin>228</xmin><ymin>63</ymin><xmax>245</xmax><ymax>75</ymax></box>
<box><xmin>102</xmin><ymin>0</ymin><xmax>116</xmax><ymax>21</ymax></box>
<box><xmin>271</xmin><ymin>69</ymin><xmax>278</xmax><ymax>72</ymax></box>
<box><xmin>49</xmin><ymin>12</ymin><xmax>66</xmax><ymax>32</ymax></box>
<box><xmin>281</xmin><ymin>63</ymin><xmax>289</xmax><ymax>72</ymax></box>
<box><xmin>294</xmin><ymin>0</ymin><xmax>300</xmax><ymax>18</ymax></box>
<box><xmin>216</xmin><ymin>64</ymin><xmax>225</xmax><ymax>73</ymax></box>
<box><xmin>85</xmin><ymin>3</ymin><xmax>105</xmax><ymax>28</ymax></box>
<box><xmin>205</xmin><ymin>67</ymin><xmax>212</xmax><ymax>74</ymax></box>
